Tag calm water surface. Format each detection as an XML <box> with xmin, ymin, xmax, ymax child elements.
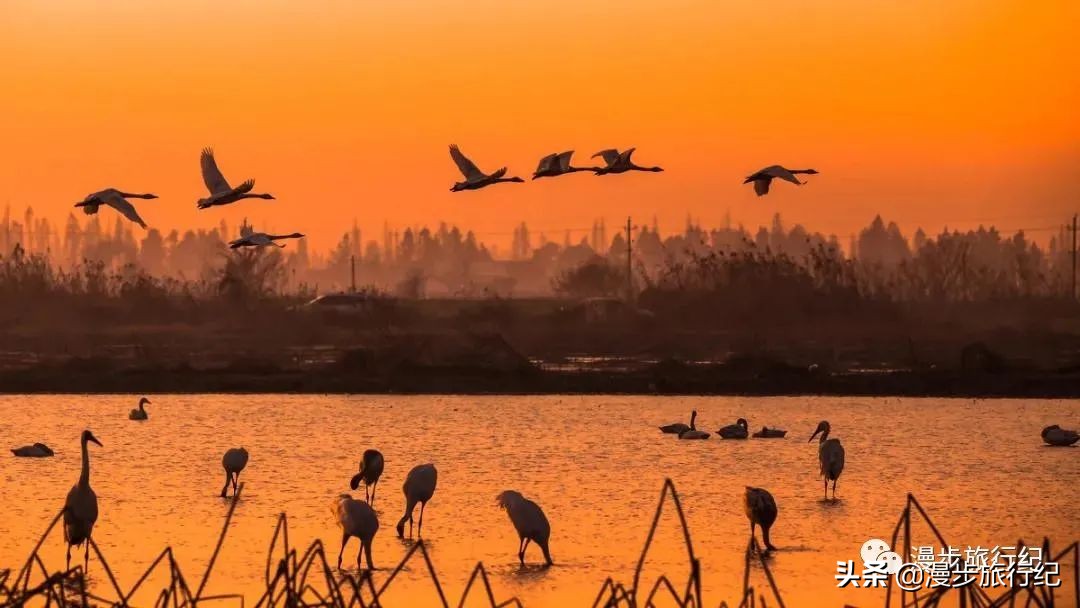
<box><xmin>1</xmin><ymin>395</ymin><xmax>1078</xmax><ymax>606</ymax></box>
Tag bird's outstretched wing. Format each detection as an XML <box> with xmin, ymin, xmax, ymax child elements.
<box><xmin>239</xmin><ymin>222</ymin><xmax>254</xmax><ymax>237</ymax></box>
<box><xmin>100</xmin><ymin>191</ymin><xmax>148</xmax><ymax>228</ymax></box>
<box><xmin>535</xmin><ymin>153</ymin><xmax>558</xmax><ymax>174</ymax></box>
<box><xmin>556</xmin><ymin>150</ymin><xmax>574</xmax><ymax>171</ymax></box>
<box><xmin>489</xmin><ymin>166</ymin><xmax>508</xmax><ymax>179</ymax></box>
<box><xmin>618</xmin><ymin>148</ymin><xmax>636</xmax><ymax>163</ymax></box>
<box><xmin>592</xmin><ymin>149</ymin><xmax>621</xmax><ymax>167</ymax></box>
<box><xmin>234</xmin><ymin>179</ymin><xmax>255</xmax><ymax>194</ymax></box>
<box><xmin>449</xmin><ymin>145</ymin><xmax>484</xmax><ymax>181</ymax></box>
<box><xmin>763</xmin><ymin>165</ymin><xmax>801</xmax><ymax>185</ymax></box>
<box><xmin>200</xmin><ymin>148</ymin><xmax>233</xmax><ymax>195</ymax></box>
<box><xmin>753</xmin><ymin>178</ymin><xmax>771</xmax><ymax>196</ymax></box>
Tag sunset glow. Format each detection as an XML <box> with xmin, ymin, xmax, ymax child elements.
<box><xmin>1</xmin><ymin>0</ymin><xmax>1077</xmax><ymax>250</ymax></box>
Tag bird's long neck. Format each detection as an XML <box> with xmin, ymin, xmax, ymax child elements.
<box><xmin>139</xmin><ymin>402</ymin><xmax>146</xmax><ymax>412</ymax></box>
<box><xmin>120</xmin><ymin>192</ymin><xmax>156</xmax><ymax>199</ymax></box>
<box><xmin>790</xmin><ymin>169</ymin><xmax>814</xmax><ymax>174</ymax></box>
<box><xmin>818</xmin><ymin>428</ymin><xmax>830</xmax><ymax>443</ymax></box>
<box><xmin>240</xmin><ymin>193</ymin><xmax>273</xmax><ymax>200</ymax></box>
<box><xmin>690</xmin><ymin>412</ymin><xmax>697</xmax><ymax>430</ymax></box>
<box><xmin>79</xmin><ymin>437</ymin><xmax>91</xmax><ymax>487</ymax></box>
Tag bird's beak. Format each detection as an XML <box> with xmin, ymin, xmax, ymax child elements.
<box><xmin>808</xmin><ymin>430</ymin><xmax>819</xmax><ymax>443</ymax></box>
<box><xmin>90</xmin><ymin>436</ymin><xmax>103</xmax><ymax>447</ymax></box>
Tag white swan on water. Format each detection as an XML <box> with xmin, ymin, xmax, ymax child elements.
<box><xmin>809</xmin><ymin>420</ymin><xmax>845</xmax><ymax>500</ymax></box>
<box><xmin>128</xmin><ymin>397</ymin><xmax>150</xmax><ymax>420</ymax></box>
<box><xmin>12</xmin><ymin>442</ymin><xmax>54</xmax><ymax>457</ymax></box>
<box><xmin>396</xmin><ymin>463</ymin><xmax>437</xmax><ymax>537</ymax></box>
<box><xmin>335</xmin><ymin>494</ymin><xmax>379</xmax><ymax>570</ymax></box>
<box><xmin>64</xmin><ymin>430</ymin><xmax>102</xmax><ymax>572</ymax></box>
<box><xmin>496</xmin><ymin>490</ymin><xmax>553</xmax><ymax>566</ymax></box>
<box><xmin>660</xmin><ymin>410</ymin><xmax>697</xmax><ymax>435</ymax></box>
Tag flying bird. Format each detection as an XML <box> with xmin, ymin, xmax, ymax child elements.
<box><xmin>449</xmin><ymin>145</ymin><xmax>525</xmax><ymax>191</ymax></box>
<box><xmin>532</xmin><ymin>151</ymin><xmax>597</xmax><ymax>179</ymax></box>
<box><xmin>128</xmin><ymin>397</ymin><xmax>150</xmax><ymax>421</ymax></box>
<box><xmin>228</xmin><ymin>231</ymin><xmax>305</xmax><ymax>249</ymax></box>
<box><xmin>660</xmin><ymin>410</ymin><xmax>698</xmax><ymax>435</ymax></box>
<box><xmin>592</xmin><ymin>148</ymin><xmax>663</xmax><ymax>175</ymax></box>
<box><xmin>396</xmin><ymin>463</ymin><xmax>437</xmax><ymax>538</ymax></box>
<box><xmin>197</xmin><ymin>148</ymin><xmax>275</xmax><ymax>209</ymax></box>
<box><xmin>1041</xmin><ymin>425</ymin><xmax>1079</xmax><ymax>446</ymax></box>
<box><xmin>744</xmin><ymin>487</ymin><xmax>778</xmax><ymax>551</ymax></box>
<box><xmin>496</xmin><ymin>490</ymin><xmax>553</xmax><ymax>566</ymax></box>
<box><xmin>64</xmin><ymin>430</ymin><xmax>103</xmax><ymax>572</ymax></box>
<box><xmin>809</xmin><ymin>421</ymin><xmax>845</xmax><ymax>500</ymax></box>
<box><xmin>743</xmin><ymin>165</ymin><xmax>818</xmax><ymax>196</ymax></box>
<box><xmin>220</xmin><ymin>447</ymin><xmax>249</xmax><ymax>498</ymax></box>
<box><xmin>718</xmin><ymin>418</ymin><xmax>749</xmax><ymax>439</ymax></box>
<box><xmin>350</xmin><ymin>449</ymin><xmax>384</xmax><ymax>505</ymax></box>
<box><xmin>334</xmin><ymin>494</ymin><xmax>379</xmax><ymax>570</ymax></box>
<box><xmin>74</xmin><ymin>189</ymin><xmax>156</xmax><ymax>228</ymax></box>
<box><xmin>11</xmin><ymin>442</ymin><xmax>54</xmax><ymax>457</ymax></box>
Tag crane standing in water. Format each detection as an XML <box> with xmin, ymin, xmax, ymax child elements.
<box><xmin>350</xmin><ymin>449</ymin><xmax>384</xmax><ymax>505</ymax></box>
<box><xmin>809</xmin><ymin>421</ymin><xmax>845</xmax><ymax>500</ymax></box>
<box><xmin>496</xmin><ymin>490</ymin><xmax>553</xmax><ymax>566</ymax></box>
<box><xmin>396</xmin><ymin>464</ymin><xmax>438</xmax><ymax>538</ymax></box>
<box><xmin>64</xmin><ymin>430</ymin><xmax>103</xmax><ymax>572</ymax></box>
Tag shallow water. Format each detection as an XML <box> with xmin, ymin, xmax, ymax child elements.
<box><xmin>1</xmin><ymin>395</ymin><xmax>1078</xmax><ymax>606</ymax></box>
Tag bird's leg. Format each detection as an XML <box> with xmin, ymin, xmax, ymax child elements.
<box><xmin>763</xmin><ymin>526</ymin><xmax>776</xmax><ymax>552</ymax></box>
<box><xmin>66</xmin><ymin>545</ymin><xmax>72</xmax><ymax>572</ymax></box>
<box><xmin>418</xmin><ymin>502</ymin><xmax>426</xmax><ymax>537</ymax></box>
<box><xmin>522</xmin><ymin>538</ymin><xmax>531</xmax><ymax>565</ymax></box>
<box><xmin>338</xmin><ymin>534</ymin><xmax>347</xmax><ymax>568</ymax></box>
<box><xmin>362</xmin><ymin>539</ymin><xmax>374</xmax><ymax>571</ymax></box>
<box><xmin>233</xmin><ymin>473</ymin><xmax>240</xmax><ymax>496</ymax></box>
<box><xmin>518</xmin><ymin>538</ymin><xmax>526</xmax><ymax>563</ymax></box>
<box><xmin>220</xmin><ymin>471</ymin><xmax>231</xmax><ymax>498</ymax></box>
<box><xmin>371</xmin><ymin>483</ymin><xmax>376</xmax><ymax>507</ymax></box>
<box><xmin>832</xmin><ymin>479</ymin><xmax>838</xmax><ymax>500</ymax></box>
<box><xmin>750</xmin><ymin>522</ymin><xmax>757</xmax><ymax>546</ymax></box>
<box><xmin>823</xmin><ymin>479</ymin><xmax>828</xmax><ymax>500</ymax></box>
<box><xmin>84</xmin><ymin>540</ymin><xmax>90</xmax><ymax>575</ymax></box>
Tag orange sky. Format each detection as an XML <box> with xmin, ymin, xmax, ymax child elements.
<box><xmin>1</xmin><ymin>0</ymin><xmax>1078</xmax><ymax>252</ymax></box>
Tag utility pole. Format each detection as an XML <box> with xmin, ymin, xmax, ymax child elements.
<box><xmin>350</xmin><ymin>255</ymin><xmax>356</xmax><ymax>293</ymax></box>
<box><xmin>1072</xmin><ymin>214</ymin><xmax>1077</xmax><ymax>301</ymax></box>
<box><xmin>626</xmin><ymin>216</ymin><xmax>633</xmax><ymax>302</ymax></box>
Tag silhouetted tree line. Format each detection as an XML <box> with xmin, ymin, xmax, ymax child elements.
<box><xmin>0</xmin><ymin>205</ymin><xmax>1072</xmax><ymax>303</ymax></box>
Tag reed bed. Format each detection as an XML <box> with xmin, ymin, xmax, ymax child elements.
<box><xmin>0</xmin><ymin>482</ymin><xmax>1074</xmax><ymax>608</ymax></box>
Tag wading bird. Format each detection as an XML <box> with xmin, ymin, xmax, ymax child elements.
<box><xmin>228</xmin><ymin>231</ymin><xmax>305</xmax><ymax>249</ymax></box>
<box><xmin>718</xmin><ymin>418</ymin><xmax>750</xmax><ymax>439</ymax></box>
<box><xmin>75</xmin><ymin>189</ymin><xmax>156</xmax><ymax>228</ymax></box>
<box><xmin>592</xmin><ymin>148</ymin><xmax>663</xmax><ymax>175</ymax></box>
<box><xmin>350</xmin><ymin>449</ymin><xmax>384</xmax><ymax>505</ymax></box>
<box><xmin>334</xmin><ymin>494</ymin><xmax>378</xmax><ymax>570</ymax></box>
<box><xmin>448</xmin><ymin>145</ymin><xmax>524</xmax><ymax>191</ymax></box>
<box><xmin>220</xmin><ymin>447</ymin><xmax>249</xmax><ymax>498</ymax></box>
<box><xmin>660</xmin><ymin>410</ymin><xmax>697</xmax><ymax>435</ymax></box>
<box><xmin>809</xmin><ymin>421</ymin><xmax>845</xmax><ymax>500</ymax></box>
<box><xmin>128</xmin><ymin>397</ymin><xmax>150</xmax><ymax>421</ymax></box>
<box><xmin>532</xmin><ymin>151</ymin><xmax>597</xmax><ymax>179</ymax></box>
<box><xmin>64</xmin><ymin>430</ymin><xmax>102</xmax><ymax>572</ymax></box>
<box><xmin>12</xmin><ymin>442</ymin><xmax>54</xmax><ymax>457</ymax></box>
<box><xmin>752</xmin><ymin>426</ymin><xmax>787</xmax><ymax>439</ymax></box>
<box><xmin>743</xmin><ymin>165</ymin><xmax>818</xmax><ymax>196</ymax></box>
<box><xmin>396</xmin><ymin>463</ymin><xmax>437</xmax><ymax>538</ymax></box>
<box><xmin>1042</xmin><ymin>425</ymin><xmax>1079</xmax><ymax>446</ymax></box>
<box><xmin>496</xmin><ymin>490</ymin><xmax>553</xmax><ymax>566</ymax></box>
<box><xmin>744</xmin><ymin>486</ymin><xmax>778</xmax><ymax>551</ymax></box>
<box><xmin>197</xmin><ymin>148</ymin><xmax>275</xmax><ymax>209</ymax></box>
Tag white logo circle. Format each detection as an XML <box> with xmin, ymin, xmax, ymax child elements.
<box><xmin>860</xmin><ymin>538</ymin><xmax>891</xmax><ymax>565</ymax></box>
<box><xmin>878</xmin><ymin>551</ymin><xmax>904</xmax><ymax>574</ymax></box>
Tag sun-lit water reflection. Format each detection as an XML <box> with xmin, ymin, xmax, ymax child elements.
<box><xmin>1</xmin><ymin>395</ymin><xmax>1077</xmax><ymax>606</ymax></box>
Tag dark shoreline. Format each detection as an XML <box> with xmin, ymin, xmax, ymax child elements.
<box><xmin>4</xmin><ymin>368</ymin><xmax>1080</xmax><ymax>397</ymax></box>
